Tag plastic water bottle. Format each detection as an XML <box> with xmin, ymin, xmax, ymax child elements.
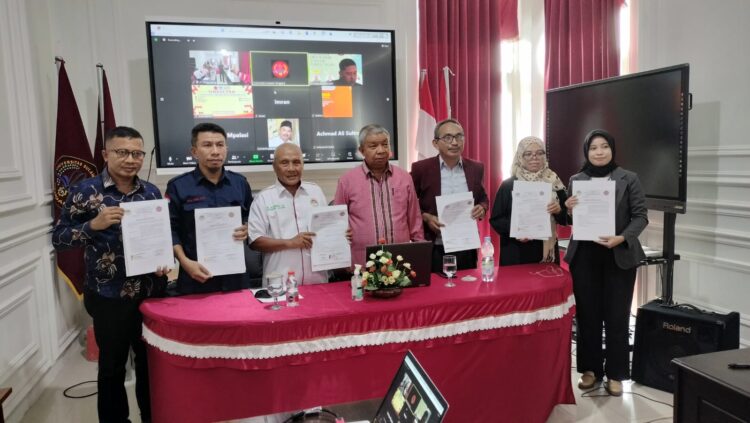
<box><xmin>351</xmin><ymin>264</ymin><xmax>364</xmax><ymax>301</ymax></box>
<box><xmin>481</xmin><ymin>236</ymin><xmax>495</xmax><ymax>283</ymax></box>
<box><xmin>286</xmin><ymin>271</ymin><xmax>299</xmax><ymax>307</ymax></box>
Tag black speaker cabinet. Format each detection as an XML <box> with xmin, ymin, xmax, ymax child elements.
<box><xmin>632</xmin><ymin>300</ymin><xmax>740</xmax><ymax>393</ymax></box>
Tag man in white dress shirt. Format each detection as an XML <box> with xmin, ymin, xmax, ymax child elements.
<box><xmin>248</xmin><ymin>143</ymin><xmax>330</xmax><ymax>284</ymax></box>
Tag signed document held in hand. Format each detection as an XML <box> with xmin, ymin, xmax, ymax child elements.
<box><xmin>436</xmin><ymin>191</ymin><xmax>480</xmax><ymax>253</ymax></box>
<box><xmin>195</xmin><ymin>206</ymin><xmax>246</xmax><ymax>276</ymax></box>
<box><xmin>571</xmin><ymin>180</ymin><xmax>616</xmax><ymax>241</ymax></box>
<box><xmin>510</xmin><ymin>181</ymin><xmax>552</xmax><ymax>240</ymax></box>
<box><xmin>309</xmin><ymin>205</ymin><xmax>351</xmax><ymax>271</ymax></box>
<box><xmin>121</xmin><ymin>199</ymin><xmax>174</xmax><ymax>277</ymax></box>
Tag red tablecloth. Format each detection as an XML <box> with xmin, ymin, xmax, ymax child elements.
<box><xmin>141</xmin><ymin>264</ymin><xmax>575</xmax><ymax>423</ymax></box>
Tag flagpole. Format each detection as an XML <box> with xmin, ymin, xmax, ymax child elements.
<box><xmin>96</xmin><ymin>63</ymin><xmax>105</xmax><ymax>143</ymax></box>
<box><xmin>442</xmin><ymin>66</ymin><xmax>454</xmax><ymax>118</ymax></box>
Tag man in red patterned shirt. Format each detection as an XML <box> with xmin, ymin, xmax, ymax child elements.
<box><xmin>334</xmin><ymin>124</ymin><xmax>424</xmax><ymax>266</ymax></box>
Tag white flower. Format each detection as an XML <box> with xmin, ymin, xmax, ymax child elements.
<box><xmin>396</xmin><ymin>255</ymin><xmax>403</xmax><ymax>261</ymax></box>
<box><xmin>362</xmin><ymin>271</ymin><xmax>370</xmax><ymax>280</ymax></box>
<box><xmin>403</xmin><ymin>262</ymin><xmax>411</xmax><ymax>269</ymax></box>
<box><xmin>376</xmin><ymin>250</ymin><xmax>384</xmax><ymax>256</ymax></box>
<box><xmin>379</xmin><ymin>256</ymin><xmax>389</xmax><ymax>264</ymax></box>
<box><xmin>366</xmin><ymin>260</ymin><xmax>375</xmax><ymax>268</ymax></box>
<box><xmin>392</xmin><ymin>270</ymin><xmax>401</xmax><ymax>279</ymax></box>
<box><xmin>369</xmin><ymin>253</ymin><xmax>376</xmax><ymax>260</ymax></box>
<box><xmin>388</xmin><ymin>276</ymin><xmax>396</xmax><ymax>284</ymax></box>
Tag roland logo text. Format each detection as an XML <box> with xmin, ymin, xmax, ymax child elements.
<box><xmin>662</xmin><ymin>321</ymin><xmax>692</xmax><ymax>334</ymax></box>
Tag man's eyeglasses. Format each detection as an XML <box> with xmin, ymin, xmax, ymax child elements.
<box><xmin>436</xmin><ymin>133</ymin><xmax>465</xmax><ymax>144</ymax></box>
<box><xmin>522</xmin><ymin>150</ymin><xmax>546</xmax><ymax>159</ymax></box>
<box><xmin>110</xmin><ymin>149</ymin><xmax>147</xmax><ymax>160</ymax></box>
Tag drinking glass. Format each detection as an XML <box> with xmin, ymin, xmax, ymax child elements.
<box><xmin>266</xmin><ymin>273</ymin><xmax>285</xmax><ymax>310</ymax></box>
<box><xmin>443</xmin><ymin>255</ymin><xmax>457</xmax><ymax>288</ymax></box>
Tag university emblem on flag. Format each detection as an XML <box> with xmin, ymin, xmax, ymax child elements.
<box><xmin>53</xmin><ymin>155</ymin><xmax>97</xmax><ymax>209</ymax></box>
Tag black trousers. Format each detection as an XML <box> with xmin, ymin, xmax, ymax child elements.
<box><xmin>84</xmin><ymin>291</ymin><xmax>150</xmax><ymax>423</ymax></box>
<box><xmin>569</xmin><ymin>242</ymin><xmax>636</xmax><ymax>381</ymax></box>
<box><xmin>430</xmin><ymin>243</ymin><xmax>478</xmax><ymax>273</ymax></box>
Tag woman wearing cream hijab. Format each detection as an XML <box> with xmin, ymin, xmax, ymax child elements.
<box><xmin>489</xmin><ymin>136</ymin><xmax>568</xmax><ymax>265</ymax></box>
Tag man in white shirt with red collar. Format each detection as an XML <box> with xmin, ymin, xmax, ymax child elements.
<box><xmin>248</xmin><ymin>143</ymin><xmax>329</xmax><ymax>284</ymax></box>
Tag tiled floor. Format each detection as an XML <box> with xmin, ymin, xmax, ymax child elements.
<box><xmin>19</xmin><ymin>339</ymin><xmax>674</xmax><ymax>423</ymax></box>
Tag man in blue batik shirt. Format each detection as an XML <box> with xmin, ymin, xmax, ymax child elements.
<box><xmin>53</xmin><ymin>126</ymin><xmax>167</xmax><ymax>423</ymax></box>
<box><xmin>166</xmin><ymin>122</ymin><xmax>253</xmax><ymax>295</ymax></box>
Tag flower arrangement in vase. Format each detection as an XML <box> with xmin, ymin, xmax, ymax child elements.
<box><xmin>360</xmin><ymin>239</ymin><xmax>415</xmax><ymax>297</ymax></box>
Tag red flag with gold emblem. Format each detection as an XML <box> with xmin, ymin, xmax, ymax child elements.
<box><xmin>53</xmin><ymin>59</ymin><xmax>97</xmax><ymax>298</ymax></box>
<box><xmin>92</xmin><ymin>65</ymin><xmax>116</xmax><ymax>173</ymax></box>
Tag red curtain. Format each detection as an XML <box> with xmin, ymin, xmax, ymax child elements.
<box><xmin>545</xmin><ymin>0</ymin><xmax>622</xmax><ymax>242</ymax></box>
<box><xmin>418</xmin><ymin>0</ymin><xmax>518</xmax><ymax>243</ymax></box>
<box><xmin>544</xmin><ymin>0</ymin><xmax>623</xmax><ymax>90</ymax></box>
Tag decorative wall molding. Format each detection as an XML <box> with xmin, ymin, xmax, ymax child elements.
<box><xmin>688</xmin><ymin>145</ymin><xmax>750</xmax><ymax>158</ymax></box>
<box><xmin>0</xmin><ymin>253</ymin><xmax>39</xmax><ymax>290</ymax></box>
<box><xmin>0</xmin><ymin>288</ymin><xmax>40</xmax><ymax>387</ymax></box>
<box><xmin>0</xmin><ymin>193</ymin><xmax>35</xmax><ymax>215</ymax></box>
<box><xmin>687</xmin><ymin>198</ymin><xmax>750</xmax><ymax>218</ymax></box>
<box><xmin>687</xmin><ymin>175</ymin><xmax>750</xmax><ymax>187</ymax></box>
<box><xmin>57</xmin><ymin>325</ymin><xmax>80</xmax><ymax>356</ymax></box>
<box><xmin>0</xmin><ymin>0</ymin><xmax>27</xmax><ymax>183</ymax></box>
<box><xmin>677</xmin><ymin>250</ymin><xmax>750</xmax><ymax>275</ymax></box>
<box><xmin>37</xmin><ymin>250</ymin><xmax>79</xmax><ymax>361</ymax></box>
<box><xmin>650</xmin><ymin>221</ymin><xmax>750</xmax><ymax>249</ymax></box>
<box><xmin>688</xmin><ymin>170</ymin><xmax>750</xmax><ymax>178</ymax></box>
<box><xmin>673</xmin><ymin>294</ymin><xmax>750</xmax><ymax>336</ymax></box>
<box><xmin>0</xmin><ymin>218</ymin><xmax>52</xmax><ymax>253</ymax></box>
<box><xmin>678</xmin><ymin>227</ymin><xmax>750</xmax><ymax>250</ymax></box>
<box><xmin>646</xmin><ymin>221</ymin><xmax>750</xmax><ymax>274</ymax></box>
<box><xmin>0</xmin><ymin>168</ymin><xmax>23</xmax><ymax>181</ymax></box>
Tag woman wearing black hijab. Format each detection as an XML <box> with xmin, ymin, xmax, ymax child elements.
<box><xmin>564</xmin><ymin>129</ymin><xmax>648</xmax><ymax>396</ymax></box>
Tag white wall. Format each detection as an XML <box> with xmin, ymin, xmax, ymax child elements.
<box><xmin>1</xmin><ymin>0</ymin><xmax>418</xmax><ymax>421</ymax></box>
<box><xmin>0</xmin><ymin>1</ymin><xmax>85</xmax><ymax>422</ymax></box>
<box><xmin>637</xmin><ymin>0</ymin><xmax>750</xmax><ymax>345</ymax></box>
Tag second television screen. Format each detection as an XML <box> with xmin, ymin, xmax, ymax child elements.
<box><xmin>147</xmin><ymin>22</ymin><xmax>397</xmax><ymax>168</ymax></box>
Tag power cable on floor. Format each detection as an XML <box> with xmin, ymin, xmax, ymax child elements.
<box><xmin>579</xmin><ymin>384</ymin><xmax>674</xmax><ymax>408</ymax></box>
<box><xmin>63</xmin><ymin>381</ymin><xmax>97</xmax><ymax>399</ymax></box>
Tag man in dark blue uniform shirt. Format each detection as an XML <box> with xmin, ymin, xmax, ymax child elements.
<box><xmin>53</xmin><ymin>126</ymin><xmax>167</xmax><ymax>423</ymax></box>
<box><xmin>166</xmin><ymin>122</ymin><xmax>253</xmax><ymax>295</ymax></box>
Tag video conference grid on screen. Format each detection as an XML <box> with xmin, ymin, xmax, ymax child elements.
<box><xmin>147</xmin><ymin>23</ymin><xmax>397</xmax><ymax>168</ymax></box>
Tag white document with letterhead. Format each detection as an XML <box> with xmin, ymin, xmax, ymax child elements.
<box><xmin>120</xmin><ymin>199</ymin><xmax>175</xmax><ymax>277</ymax></box>
<box><xmin>436</xmin><ymin>191</ymin><xmax>481</xmax><ymax>253</ymax></box>
<box><xmin>571</xmin><ymin>180</ymin><xmax>616</xmax><ymax>241</ymax></box>
<box><xmin>510</xmin><ymin>181</ymin><xmax>552</xmax><ymax>240</ymax></box>
<box><xmin>309</xmin><ymin>205</ymin><xmax>351</xmax><ymax>271</ymax></box>
<box><xmin>195</xmin><ymin>206</ymin><xmax>246</xmax><ymax>276</ymax></box>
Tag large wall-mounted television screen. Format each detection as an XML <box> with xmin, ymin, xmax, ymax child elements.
<box><xmin>546</xmin><ymin>64</ymin><xmax>690</xmax><ymax>214</ymax></box>
<box><xmin>146</xmin><ymin>22</ymin><xmax>397</xmax><ymax>171</ymax></box>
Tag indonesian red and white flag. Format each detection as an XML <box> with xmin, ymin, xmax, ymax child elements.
<box><xmin>415</xmin><ymin>72</ymin><xmax>447</xmax><ymax>160</ymax></box>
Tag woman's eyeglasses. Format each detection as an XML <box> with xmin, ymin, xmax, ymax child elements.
<box><xmin>522</xmin><ymin>150</ymin><xmax>546</xmax><ymax>159</ymax></box>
